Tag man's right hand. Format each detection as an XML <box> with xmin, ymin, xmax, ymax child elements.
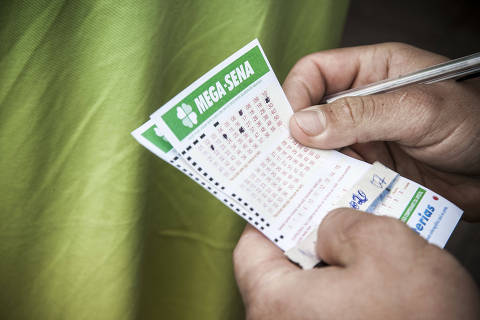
<box><xmin>283</xmin><ymin>43</ymin><xmax>480</xmax><ymax>220</ymax></box>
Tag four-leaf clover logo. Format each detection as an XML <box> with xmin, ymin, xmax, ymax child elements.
<box><xmin>176</xmin><ymin>103</ymin><xmax>198</xmax><ymax>128</ymax></box>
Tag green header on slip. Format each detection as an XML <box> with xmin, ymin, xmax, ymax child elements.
<box><xmin>141</xmin><ymin>125</ymin><xmax>173</xmax><ymax>153</ymax></box>
<box><xmin>161</xmin><ymin>46</ymin><xmax>269</xmax><ymax>141</ymax></box>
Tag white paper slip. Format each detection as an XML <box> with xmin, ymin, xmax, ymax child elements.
<box><xmin>336</xmin><ymin>162</ymin><xmax>399</xmax><ymax>212</ymax></box>
<box><xmin>149</xmin><ymin>39</ymin><xmax>373</xmax><ymax>250</ymax></box>
<box><xmin>286</xmin><ymin>162</ymin><xmax>463</xmax><ymax>269</ymax></box>
<box><xmin>373</xmin><ymin>175</ymin><xmax>463</xmax><ymax>248</ymax></box>
<box><xmin>131</xmin><ymin>120</ymin><xmax>272</xmax><ymax>234</ymax></box>
<box><xmin>136</xmin><ymin>39</ymin><xmax>463</xmax><ymax>266</ymax></box>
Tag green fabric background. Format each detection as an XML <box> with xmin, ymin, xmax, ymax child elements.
<box><xmin>0</xmin><ymin>1</ymin><xmax>348</xmax><ymax>319</ymax></box>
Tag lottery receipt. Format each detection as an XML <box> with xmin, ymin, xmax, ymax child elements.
<box><xmin>133</xmin><ymin>39</ymin><xmax>463</xmax><ymax>269</ymax></box>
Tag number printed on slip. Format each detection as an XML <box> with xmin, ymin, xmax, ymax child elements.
<box><xmin>132</xmin><ymin>39</ymin><xmax>463</xmax><ymax>268</ymax></box>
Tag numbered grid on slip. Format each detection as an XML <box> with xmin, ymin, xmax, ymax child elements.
<box><xmin>192</xmin><ymin>89</ymin><xmax>284</xmax><ymax>180</ymax></box>
<box><xmin>238</xmin><ymin>135</ymin><xmax>321</xmax><ymax>216</ymax></box>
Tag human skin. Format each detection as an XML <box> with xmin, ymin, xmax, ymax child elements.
<box><xmin>233</xmin><ymin>43</ymin><xmax>480</xmax><ymax>319</ymax></box>
<box><xmin>234</xmin><ymin>211</ymin><xmax>480</xmax><ymax>320</ymax></box>
<box><xmin>286</xmin><ymin>42</ymin><xmax>480</xmax><ymax>221</ymax></box>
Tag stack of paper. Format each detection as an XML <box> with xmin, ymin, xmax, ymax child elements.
<box><xmin>132</xmin><ymin>40</ymin><xmax>462</xmax><ymax>269</ymax></box>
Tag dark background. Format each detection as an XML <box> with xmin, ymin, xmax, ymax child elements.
<box><xmin>341</xmin><ymin>0</ymin><xmax>480</xmax><ymax>58</ymax></box>
<box><xmin>340</xmin><ymin>0</ymin><xmax>480</xmax><ymax>285</ymax></box>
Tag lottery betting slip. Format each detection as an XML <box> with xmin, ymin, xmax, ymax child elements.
<box><xmin>132</xmin><ymin>39</ymin><xmax>463</xmax><ymax>269</ymax></box>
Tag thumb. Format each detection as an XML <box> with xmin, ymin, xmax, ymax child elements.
<box><xmin>316</xmin><ymin>208</ymin><xmax>425</xmax><ymax>267</ymax></box>
<box><xmin>289</xmin><ymin>87</ymin><xmax>434</xmax><ymax>149</ymax></box>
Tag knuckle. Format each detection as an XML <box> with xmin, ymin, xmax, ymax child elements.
<box><xmin>292</xmin><ymin>53</ymin><xmax>319</xmax><ymax>75</ymax></box>
<box><xmin>382</xmin><ymin>41</ymin><xmax>412</xmax><ymax>51</ymax></box>
<box><xmin>397</xmin><ymin>87</ymin><xmax>442</xmax><ymax>142</ymax></box>
<box><xmin>297</xmin><ymin>53</ymin><xmax>316</xmax><ymax>65</ymax></box>
<box><xmin>405</xmin><ymin>86</ymin><xmax>443</xmax><ymax>115</ymax></box>
<box><xmin>422</xmin><ymin>90</ymin><xmax>445</xmax><ymax>118</ymax></box>
<box><xmin>332</xmin><ymin>96</ymin><xmax>377</xmax><ymax>127</ymax></box>
<box><xmin>285</xmin><ymin>55</ymin><xmax>313</xmax><ymax>84</ymax></box>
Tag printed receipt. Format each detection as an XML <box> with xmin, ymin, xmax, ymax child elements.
<box><xmin>132</xmin><ymin>39</ymin><xmax>463</xmax><ymax>268</ymax></box>
<box><xmin>286</xmin><ymin>162</ymin><xmax>463</xmax><ymax>268</ymax></box>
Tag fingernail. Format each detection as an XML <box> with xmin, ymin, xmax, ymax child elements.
<box><xmin>293</xmin><ymin>110</ymin><xmax>326</xmax><ymax>136</ymax></box>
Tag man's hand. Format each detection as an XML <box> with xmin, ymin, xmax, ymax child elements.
<box><xmin>284</xmin><ymin>42</ymin><xmax>480</xmax><ymax>220</ymax></box>
<box><xmin>234</xmin><ymin>209</ymin><xmax>480</xmax><ymax>320</ymax></box>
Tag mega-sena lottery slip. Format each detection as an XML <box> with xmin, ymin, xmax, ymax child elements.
<box><xmin>132</xmin><ymin>40</ymin><xmax>462</xmax><ymax>269</ymax></box>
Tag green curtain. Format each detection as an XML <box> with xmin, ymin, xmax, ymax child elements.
<box><xmin>0</xmin><ymin>1</ymin><xmax>349</xmax><ymax>319</ymax></box>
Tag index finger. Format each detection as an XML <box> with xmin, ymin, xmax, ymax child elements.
<box><xmin>282</xmin><ymin>43</ymin><xmax>447</xmax><ymax>111</ymax></box>
<box><xmin>233</xmin><ymin>225</ymin><xmax>297</xmax><ymax>295</ymax></box>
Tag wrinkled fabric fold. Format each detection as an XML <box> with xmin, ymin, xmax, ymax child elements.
<box><xmin>0</xmin><ymin>1</ymin><xmax>349</xmax><ymax>319</ymax></box>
